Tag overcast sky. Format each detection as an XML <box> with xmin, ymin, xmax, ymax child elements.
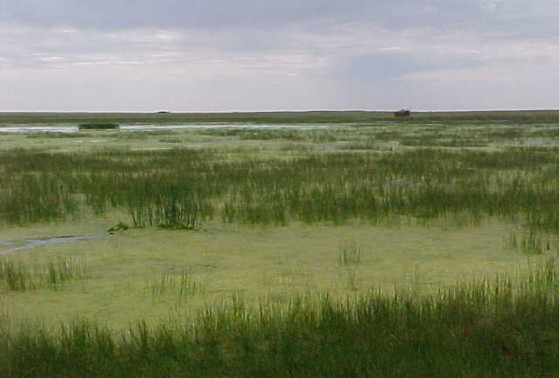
<box><xmin>0</xmin><ymin>0</ymin><xmax>557</xmax><ymax>112</ymax></box>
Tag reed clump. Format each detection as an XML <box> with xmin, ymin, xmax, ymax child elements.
<box><xmin>504</xmin><ymin>230</ymin><xmax>557</xmax><ymax>255</ymax></box>
<box><xmin>147</xmin><ymin>271</ymin><xmax>204</xmax><ymax>302</ymax></box>
<box><xmin>0</xmin><ymin>256</ymin><xmax>88</xmax><ymax>291</ymax></box>
<box><xmin>337</xmin><ymin>240</ymin><xmax>362</xmax><ymax>266</ymax></box>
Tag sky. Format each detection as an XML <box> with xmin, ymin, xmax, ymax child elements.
<box><xmin>0</xmin><ymin>0</ymin><xmax>557</xmax><ymax>112</ymax></box>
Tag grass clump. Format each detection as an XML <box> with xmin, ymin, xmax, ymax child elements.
<box><xmin>147</xmin><ymin>271</ymin><xmax>204</xmax><ymax>302</ymax></box>
<box><xmin>337</xmin><ymin>240</ymin><xmax>362</xmax><ymax>266</ymax></box>
<box><xmin>0</xmin><ymin>256</ymin><xmax>88</xmax><ymax>291</ymax></box>
<box><xmin>504</xmin><ymin>229</ymin><xmax>557</xmax><ymax>255</ymax></box>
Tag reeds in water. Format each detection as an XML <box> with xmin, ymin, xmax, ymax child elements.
<box><xmin>0</xmin><ymin>257</ymin><xmax>88</xmax><ymax>291</ymax></box>
<box><xmin>337</xmin><ymin>240</ymin><xmax>362</xmax><ymax>266</ymax></box>
<box><xmin>1</xmin><ymin>139</ymin><xmax>558</xmax><ymax>233</ymax></box>
<box><xmin>147</xmin><ymin>271</ymin><xmax>204</xmax><ymax>302</ymax></box>
<box><xmin>504</xmin><ymin>229</ymin><xmax>557</xmax><ymax>255</ymax></box>
<box><xmin>2</xmin><ymin>259</ymin><xmax>559</xmax><ymax>376</ymax></box>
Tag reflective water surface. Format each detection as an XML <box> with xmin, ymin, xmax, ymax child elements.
<box><xmin>0</xmin><ymin>234</ymin><xmax>105</xmax><ymax>255</ymax></box>
<box><xmin>0</xmin><ymin>124</ymin><xmax>330</xmax><ymax>133</ymax></box>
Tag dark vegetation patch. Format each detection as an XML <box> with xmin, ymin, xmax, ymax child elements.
<box><xmin>78</xmin><ymin>123</ymin><xmax>119</xmax><ymax>130</ymax></box>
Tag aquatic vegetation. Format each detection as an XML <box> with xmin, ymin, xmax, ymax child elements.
<box><xmin>1</xmin><ymin>144</ymin><xmax>558</xmax><ymax>234</ymax></box>
<box><xmin>0</xmin><ymin>256</ymin><xmax>88</xmax><ymax>291</ymax></box>
<box><xmin>78</xmin><ymin>123</ymin><xmax>119</xmax><ymax>130</ymax></box>
<box><xmin>337</xmin><ymin>240</ymin><xmax>362</xmax><ymax>266</ymax></box>
<box><xmin>1</xmin><ymin>113</ymin><xmax>559</xmax><ymax>376</ymax></box>
<box><xmin>2</xmin><ymin>260</ymin><xmax>559</xmax><ymax>376</ymax></box>
<box><xmin>147</xmin><ymin>271</ymin><xmax>204</xmax><ymax>302</ymax></box>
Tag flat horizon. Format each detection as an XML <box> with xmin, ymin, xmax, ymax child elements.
<box><xmin>1</xmin><ymin>108</ymin><xmax>558</xmax><ymax>114</ymax></box>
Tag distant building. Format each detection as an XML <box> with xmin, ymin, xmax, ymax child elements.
<box><xmin>157</xmin><ymin>111</ymin><xmax>171</xmax><ymax>114</ymax></box>
<box><xmin>394</xmin><ymin>109</ymin><xmax>411</xmax><ymax>117</ymax></box>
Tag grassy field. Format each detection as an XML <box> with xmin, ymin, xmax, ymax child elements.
<box><xmin>0</xmin><ymin>111</ymin><xmax>558</xmax><ymax>376</ymax></box>
<box><xmin>1</xmin><ymin>109</ymin><xmax>559</xmax><ymax>125</ymax></box>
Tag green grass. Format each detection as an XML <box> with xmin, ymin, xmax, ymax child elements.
<box><xmin>147</xmin><ymin>271</ymin><xmax>205</xmax><ymax>303</ymax></box>
<box><xmin>0</xmin><ymin>256</ymin><xmax>88</xmax><ymax>291</ymax></box>
<box><xmin>1</xmin><ymin>109</ymin><xmax>558</xmax><ymax>125</ymax></box>
<box><xmin>1</xmin><ymin>114</ymin><xmax>558</xmax><ymax>376</ymax></box>
<box><xmin>337</xmin><ymin>240</ymin><xmax>363</xmax><ymax>266</ymax></box>
<box><xmin>0</xmin><ymin>222</ymin><xmax>542</xmax><ymax>332</ymax></box>
<box><xmin>1</xmin><ymin>259</ymin><xmax>559</xmax><ymax>377</ymax></box>
<box><xmin>504</xmin><ymin>229</ymin><xmax>557</xmax><ymax>255</ymax></box>
<box><xmin>2</xmin><ymin>146</ymin><xmax>558</xmax><ymax>233</ymax></box>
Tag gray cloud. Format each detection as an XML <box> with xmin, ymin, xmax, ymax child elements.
<box><xmin>2</xmin><ymin>0</ymin><xmax>557</xmax><ymax>36</ymax></box>
<box><xmin>0</xmin><ymin>0</ymin><xmax>557</xmax><ymax>111</ymax></box>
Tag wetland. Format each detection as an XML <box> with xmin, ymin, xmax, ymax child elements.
<box><xmin>1</xmin><ymin>111</ymin><xmax>559</xmax><ymax>376</ymax></box>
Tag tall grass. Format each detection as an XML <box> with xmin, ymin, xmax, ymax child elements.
<box><xmin>2</xmin><ymin>259</ymin><xmax>559</xmax><ymax>377</ymax></box>
<box><xmin>504</xmin><ymin>229</ymin><xmax>558</xmax><ymax>255</ymax></box>
<box><xmin>1</xmin><ymin>133</ymin><xmax>558</xmax><ymax>233</ymax></box>
<box><xmin>0</xmin><ymin>256</ymin><xmax>88</xmax><ymax>291</ymax></box>
<box><xmin>337</xmin><ymin>240</ymin><xmax>362</xmax><ymax>266</ymax></box>
<box><xmin>147</xmin><ymin>271</ymin><xmax>204</xmax><ymax>302</ymax></box>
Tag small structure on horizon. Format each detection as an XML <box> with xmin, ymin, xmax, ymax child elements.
<box><xmin>394</xmin><ymin>109</ymin><xmax>411</xmax><ymax>118</ymax></box>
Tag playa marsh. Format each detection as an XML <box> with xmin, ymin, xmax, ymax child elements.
<box><xmin>1</xmin><ymin>111</ymin><xmax>559</xmax><ymax>376</ymax></box>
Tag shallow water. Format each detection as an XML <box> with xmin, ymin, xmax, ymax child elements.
<box><xmin>0</xmin><ymin>125</ymin><xmax>79</xmax><ymax>133</ymax></box>
<box><xmin>0</xmin><ymin>124</ymin><xmax>331</xmax><ymax>133</ymax></box>
<box><xmin>120</xmin><ymin>124</ymin><xmax>330</xmax><ymax>131</ymax></box>
<box><xmin>0</xmin><ymin>234</ymin><xmax>105</xmax><ymax>255</ymax></box>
